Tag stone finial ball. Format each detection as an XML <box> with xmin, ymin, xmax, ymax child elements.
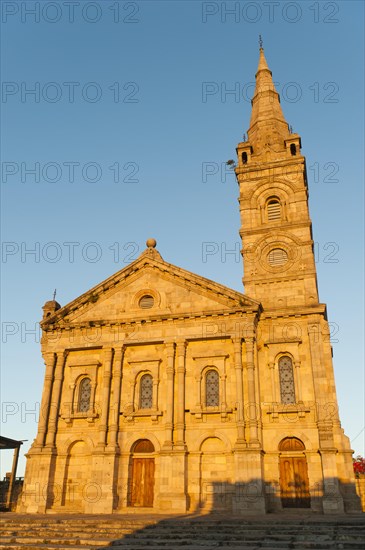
<box><xmin>146</xmin><ymin>238</ymin><xmax>157</xmax><ymax>248</ymax></box>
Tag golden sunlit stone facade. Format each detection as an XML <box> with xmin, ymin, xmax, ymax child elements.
<box><xmin>20</xmin><ymin>49</ymin><xmax>360</xmax><ymax>515</ymax></box>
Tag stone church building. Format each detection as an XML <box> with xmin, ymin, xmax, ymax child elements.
<box><xmin>20</xmin><ymin>48</ymin><xmax>360</xmax><ymax>515</ymax></box>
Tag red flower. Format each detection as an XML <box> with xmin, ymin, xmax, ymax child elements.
<box><xmin>353</xmin><ymin>456</ymin><xmax>365</xmax><ymax>476</ymax></box>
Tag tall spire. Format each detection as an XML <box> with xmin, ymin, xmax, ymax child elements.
<box><xmin>235</xmin><ymin>46</ymin><xmax>312</xmax><ymax>309</ymax></box>
<box><xmin>247</xmin><ymin>45</ymin><xmax>290</xmax><ymax>152</ymax></box>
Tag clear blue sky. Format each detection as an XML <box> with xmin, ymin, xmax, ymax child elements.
<box><xmin>1</xmin><ymin>0</ymin><xmax>364</xmax><ymax>477</ymax></box>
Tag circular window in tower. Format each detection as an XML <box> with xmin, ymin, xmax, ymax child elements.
<box><xmin>138</xmin><ymin>294</ymin><xmax>154</xmax><ymax>309</ymax></box>
<box><xmin>267</xmin><ymin>248</ymin><xmax>288</xmax><ymax>267</ymax></box>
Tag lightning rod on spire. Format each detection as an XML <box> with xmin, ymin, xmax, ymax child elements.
<box><xmin>53</xmin><ymin>289</ymin><xmax>57</xmax><ymax>301</ymax></box>
<box><xmin>259</xmin><ymin>35</ymin><xmax>263</xmax><ymax>49</ymax></box>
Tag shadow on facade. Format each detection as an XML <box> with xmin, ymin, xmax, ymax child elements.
<box><xmin>94</xmin><ymin>478</ymin><xmax>363</xmax><ymax>548</ymax></box>
<box><xmin>16</xmin><ymin>473</ymin><xmax>363</xmax><ymax>517</ymax></box>
<box><xmin>190</xmin><ymin>478</ymin><xmax>360</xmax><ymax>515</ymax></box>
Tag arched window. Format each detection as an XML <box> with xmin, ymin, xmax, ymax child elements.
<box><xmin>139</xmin><ymin>374</ymin><xmax>153</xmax><ymax>409</ymax></box>
<box><xmin>290</xmin><ymin>143</ymin><xmax>297</xmax><ymax>156</ymax></box>
<box><xmin>205</xmin><ymin>369</ymin><xmax>219</xmax><ymax>407</ymax></box>
<box><xmin>133</xmin><ymin>439</ymin><xmax>155</xmax><ymax>453</ymax></box>
<box><xmin>78</xmin><ymin>377</ymin><xmax>91</xmax><ymax>412</ymax></box>
<box><xmin>241</xmin><ymin>152</ymin><xmax>248</xmax><ymax>164</ymax></box>
<box><xmin>267</xmin><ymin>198</ymin><xmax>281</xmax><ymax>221</ymax></box>
<box><xmin>279</xmin><ymin>437</ymin><xmax>305</xmax><ymax>452</ymax></box>
<box><xmin>279</xmin><ymin>356</ymin><xmax>296</xmax><ymax>404</ymax></box>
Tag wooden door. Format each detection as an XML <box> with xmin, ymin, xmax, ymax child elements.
<box><xmin>131</xmin><ymin>458</ymin><xmax>154</xmax><ymax>507</ymax></box>
<box><xmin>280</xmin><ymin>456</ymin><xmax>310</xmax><ymax>508</ymax></box>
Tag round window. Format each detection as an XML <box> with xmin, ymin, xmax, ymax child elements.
<box><xmin>267</xmin><ymin>248</ymin><xmax>288</xmax><ymax>267</ymax></box>
<box><xmin>139</xmin><ymin>295</ymin><xmax>154</xmax><ymax>309</ymax></box>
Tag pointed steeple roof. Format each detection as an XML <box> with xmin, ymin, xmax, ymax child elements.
<box><xmin>256</xmin><ymin>46</ymin><xmax>271</xmax><ymax>73</ymax></box>
<box><xmin>247</xmin><ymin>46</ymin><xmax>290</xmax><ymax>151</ymax></box>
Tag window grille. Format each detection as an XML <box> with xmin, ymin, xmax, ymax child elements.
<box><xmin>140</xmin><ymin>374</ymin><xmax>153</xmax><ymax>409</ymax></box>
<box><xmin>268</xmin><ymin>248</ymin><xmax>288</xmax><ymax>266</ymax></box>
<box><xmin>279</xmin><ymin>356</ymin><xmax>296</xmax><ymax>404</ymax></box>
<box><xmin>267</xmin><ymin>199</ymin><xmax>281</xmax><ymax>221</ymax></box>
<box><xmin>205</xmin><ymin>370</ymin><xmax>219</xmax><ymax>407</ymax></box>
<box><xmin>78</xmin><ymin>377</ymin><xmax>91</xmax><ymax>412</ymax></box>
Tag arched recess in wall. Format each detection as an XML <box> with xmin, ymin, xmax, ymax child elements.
<box><xmin>199</xmin><ymin>437</ymin><xmax>230</xmax><ymax>512</ymax></box>
<box><xmin>249</xmin><ymin>178</ymin><xmax>294</xmax><ymax>208</ymax></box>
<box><xmin>61</xmin><ymin>440</ymin><xmax>93</xmax><ymax>511</ymax></box>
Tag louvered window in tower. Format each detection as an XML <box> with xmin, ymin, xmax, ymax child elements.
<box><xmin>78</xmin><ymin>377</ymin><xmax>91</xmax><ymax>412</ymax></box>
<box><xmin>268</xmin><ymin>248</ymin><xmax>288</xmax><ymax>267</ymax></box>
<box><xmin>267</xmin><ymin>199</ymin><xmax>281</xmax><ymax>221</ymax></box>
<box><xmin>205</xmin><ymin>370</ymin><xmax>219</xmax><ymax>407</ymax></box>
<box><xmin>279</xmin><ymin>356</ymin><xmax>296</xmax><ymax>404</ymax></box>
<box><xmin>140</xmin><ymin>374</ymin><xmax>153</xmax><ymax>409</ymax></box>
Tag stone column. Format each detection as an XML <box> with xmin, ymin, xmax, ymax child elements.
<box><xmin>245</xmin><ymin>337</ymin><xmax>259</xmax><ymax>445</ymax></box>
<box><xmin>45</xmin><ymin>351</ymin><xmax>67</xmax><ymax>448</ymax></box>
<box><xmin>152</xmin><ymin>375</ymin><xmax>159</xmax><ymax>411</ymax></box>
<box><xmin>69</xmin><ymin>383</ymin><xmax>76</xmax><ymax>414</ymax></box>
<box><xmin>233</xmin><ymin>339</ymin><xmax>246</xmax><ymax>446</ymax></box>
<box><xmin>320</xmin><ymin>450</ymin><xmax>345</xmax><ymax>514</ymax></box>
<box><xmin>97</xmin><ymin>347</ymin><xmax>113</xmax><ymax>448</ymax></box>
<box><xmin>308</xmin><ymin>321</ymin><xmax>345</xmax><ymax>513</ymax></box>
<box><xmin>35</xmin><ymin>352</ymin><xmax>56</xmax><ymax>447</ymax></box>
<box><xmin>175</xmin><ymin>341</ymin><xmax>187</xmax><ymax>448</ymax></box>
<box><xmin>294</xmin><ymin>360</ymin><xmax>302</xmax><ymax>402</ymax></box>
<box><xmin>90</xmin><ymin>378</ymin><xmax>97</xmax><ymax>414</ymax></box>
<box><xmin>308</xmin><ymin>321</ymin><xmax>327</xmax><ymax>421</ymax></box>
<box><xmin>163</xmin><ymin>342</ymin><xmax>175</xmax><ymax>449</ymax></box>
<box><xmin>233</xmin><ymin>337</ymin><xmax>265</xmax><ymax>513</ymax></box>
<box><xmin>268</xmin><ymin>361</ymin><xmax>277</xmax><ymax>402</ymax></box>
<box><xmin>220</xmin><ymin>373</ymin><xmax>227</xmax><ymax>411</ymax></box>
<box><xmin>159</xmin><ymin>340</ymin><xmax>187</xmax><ymax>512</ymax></box>
<box><xmin>108</xmin><ymin>346</ymin><xmax>124</xmax><ymax>450</ymax></box>
<box><xmin>195</xmin><ymin>372</ymin><xmax>202</xmax><ymax>407</ymax></box>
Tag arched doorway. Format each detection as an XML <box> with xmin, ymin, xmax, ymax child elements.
<box><xmin>129</xmin><ymin>439</ymin><xmax>155</xmax><ymax>507</ymax></box>
<box><xmin>279</xmin><ymin>437</ymin><xmax>310</xmax><ymax>508</ymax></box>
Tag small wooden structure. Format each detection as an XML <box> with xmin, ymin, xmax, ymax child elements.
<box><xmin>0</xmin><ymin>436</ymin><xmax>23</xmax><ymax>510</ymax></box>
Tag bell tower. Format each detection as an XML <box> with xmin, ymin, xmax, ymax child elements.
<box><xmin>235</xmin><ymin>45</ymin><xmax>319</xmax><ymax>309</ymax></box>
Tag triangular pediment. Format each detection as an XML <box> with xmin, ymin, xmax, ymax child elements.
<box><xmin>42</xmin><ymin>248</ymin><xmax>260</xmax><ymax>329</ymax></box>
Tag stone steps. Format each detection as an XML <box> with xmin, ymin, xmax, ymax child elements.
<box><xmin>0</xmin><ymin>545</ymin><xmax>97</xmax><ymax>550</ymax></box>
<box><xmin>0</xmin><ymin>538</ymin><xmax>109</xmax><ymax>548</ymax></box>
<box><xmin>100</xmin><ymin>518</ymin><xmax>365</xmax><ymax>549</ymax></box>
<box><xmin>108</xmin><ymin>542</ymin><xmax>364</xmax><ymax>550</ymax></box>
<box><xmin>1</xmin><ymin>547</ymin><xmax>362</xmax><ymax>550</ymax></box>
<box><xmin>0</xmin><ymin>517</ymin><xmax>156</xmax><ymax>550</ymax></box>
<box><xmin>114</xmin><ymin>531</ymin><xmax>364</xmax><ymax>540</ymax></box>
<box><xmin>1</xmin><ymin>525</ymin><xmax>135</xmax><ymax>539</ymax></box>
<box><xmin>0</xmin><ymin>515</ymin><xmax>364</xmax><ymax>550</ymax></box>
